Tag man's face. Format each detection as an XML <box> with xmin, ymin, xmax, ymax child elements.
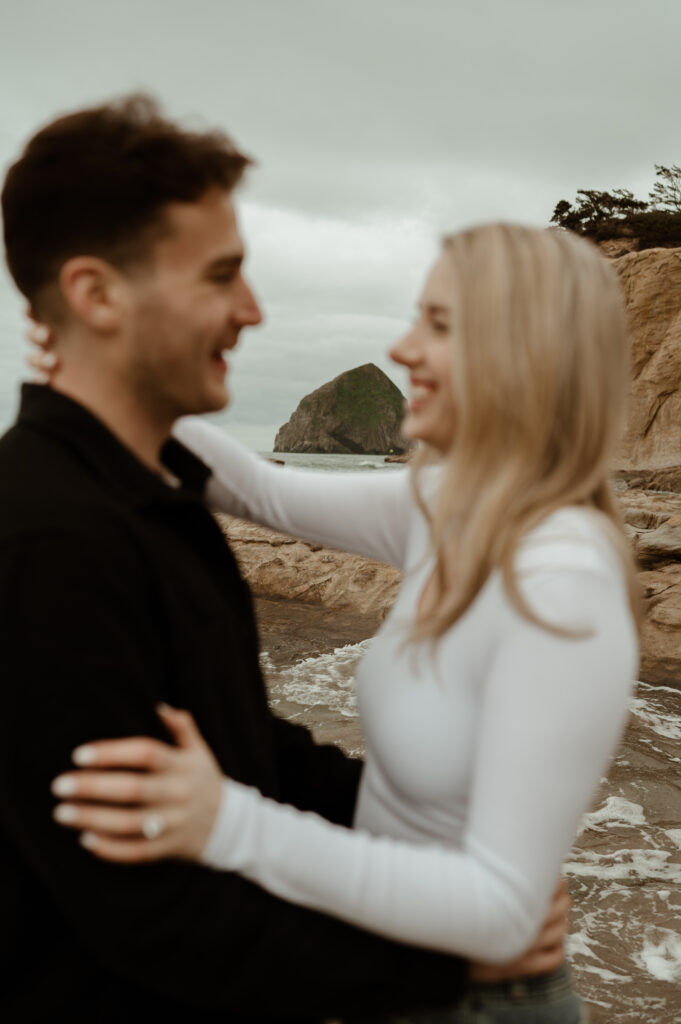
<box><xmin>122</xmin><ymin>189</ymin><xmax>262</xmax><ymax>420</ymax></box>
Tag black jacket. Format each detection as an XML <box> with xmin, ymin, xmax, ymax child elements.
<box><xmin>0</xmin><ymin>385</ymin><xmax>466</xmax><ymax>1022</ymax></box>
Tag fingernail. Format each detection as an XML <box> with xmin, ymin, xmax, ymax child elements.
<box><xmin>156</xmin><ymin>702</ymin><xmax>173</xmax><ymax>715</ymax></box>
<box><xmin>53</xmin><ymin>804</ymin><xmax>78</xmax><ymax>824</ymax></box>
<box><xmin>79</xmin><ymin>831</ymin><xmax>98</xmax><ymax>849</ymax></box>
<box><xmin>33</xmin><ymin>325</ymin><xmax>50</xmax><ymax>343</ymax></box>
<box><xmin>73</xmin><ymin>745</ymin><xmax>96</xmax><ymax>766</ymax></box>
<box><xmin>51</xmin><ymin>775</ymin><xmax>78</xmax><ymax>797</ymax></box>
<box><xmin>42</xmin><ymin>352</ymin><xmax>58</xmax><ymax>368</ymax></box>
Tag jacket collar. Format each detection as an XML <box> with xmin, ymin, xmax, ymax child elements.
<box><xmin>17</xmin><ymin>384</ymin><xmax>211</xmax><ymax>508</ymax></box>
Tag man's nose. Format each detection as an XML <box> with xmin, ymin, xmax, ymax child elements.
<box><xmin>237</xmin><ymin>277</ymin><xmax>263</xmax><ymax>327</ymax></box>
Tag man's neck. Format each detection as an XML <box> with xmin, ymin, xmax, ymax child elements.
<box><xmin>50</xmin><ymin>366</ymin><xmax>173</xmax><ymax>475</ymax></box>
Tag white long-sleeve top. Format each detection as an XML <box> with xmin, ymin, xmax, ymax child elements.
<box><xmin>174</xmin><ymin>418</ymin><xmax>638</xmax><ymax>962</ymax></box>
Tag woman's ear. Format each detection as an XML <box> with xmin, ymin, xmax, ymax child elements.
<box><xmin>58</xmin><ymin>256</ymin><xmax>127</xmax><ymax>334</ymax></box>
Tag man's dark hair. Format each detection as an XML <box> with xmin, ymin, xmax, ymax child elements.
<box><xmin>2</xmin><ymin>93</ymin><xmax>251</xmax><ymax>310</ymax></box>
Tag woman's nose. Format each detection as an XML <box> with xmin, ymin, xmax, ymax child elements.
<box><xmin>389</xmin><ymin>325</ymin><xmax>421</xmax><ymax>367</ymax></box>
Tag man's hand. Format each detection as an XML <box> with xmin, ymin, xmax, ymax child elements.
<box><xmin>469</xmin><ymin>878</ymin><xmax>569</xmax><ymax>982</ymax></box>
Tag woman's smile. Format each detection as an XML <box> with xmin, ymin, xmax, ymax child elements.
<box><xmin>408</xmin><ymin>378</ymin><xmax>437</xmax><ymax>412</ymax></box>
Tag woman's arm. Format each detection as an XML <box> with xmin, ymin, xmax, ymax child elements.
<box><xmin>174</xmin><ymin>417</ymin><xmax>414</xmax><ymax>568</ymax></box>
<box><xmin>54</xmin><ymin>561</ymin><xmax>636</xmax><ymax>962</ymax></box>
<box><xmin>24</xmin><ymin>331</ymin><xmax>416</xmax><ymax>569</ymax></box>
<box><xmin>195</xmin><ymin>564</ymin><xmax>635</xmax><ymax>961</ymax></box>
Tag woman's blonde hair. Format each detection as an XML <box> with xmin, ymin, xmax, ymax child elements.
<box><xmin>411</xmin><ymin>222</ymin><xmax>640</xmax><ymax>642</ymax></box>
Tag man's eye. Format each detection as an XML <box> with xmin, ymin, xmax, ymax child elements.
<box><xmin>211</xmin><ymin>273</ymin><xmax>237</xmax><ymax>284</ymax></box>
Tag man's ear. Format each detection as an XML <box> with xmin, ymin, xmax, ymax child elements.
<box><xmin>58</xmin><ymin>257</ymin><xmax>128</xmax><ymax>333</ymax></box>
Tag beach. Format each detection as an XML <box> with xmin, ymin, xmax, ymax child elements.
<box><xmin>255</xmin><ymin>595</ymin><xmax>681</xmax><ymax>1024</ymax></box>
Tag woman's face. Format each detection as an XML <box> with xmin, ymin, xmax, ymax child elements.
<box><xmin>389</xmin><ymin>254</ymin><xmax>456</xmax><ymax>453</ymax></box>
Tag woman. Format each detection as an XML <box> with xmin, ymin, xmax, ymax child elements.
<box><xmin>48</xmin><ymin>223</ymin><xmax>639</xmax><ymax>1022</ymax></box>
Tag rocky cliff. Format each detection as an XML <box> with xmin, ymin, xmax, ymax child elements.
<box><xmin>613</xmin><ymin>247</ymin><xmax>681</xmax><ymax>472</ymax></box>
<box><xmin>273</xmin><ymin>363</ymin><xmax>408</xmax><ymax>454</ymax></box>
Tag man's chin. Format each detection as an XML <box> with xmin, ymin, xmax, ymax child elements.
<box><xmin>186</xmin><ymin>387</ymin><xmax>230</xmax><ymax>417</ymax></box>
<box><xmin>208</xmin><ymin>391</ymin><xmax>230</xmax><ymax>414</ymax></box>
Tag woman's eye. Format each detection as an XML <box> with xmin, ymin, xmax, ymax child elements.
<box><xmin>432</xmin><ymin>320</ymin><xmax>450</xmax><ymax>334</ymax></box>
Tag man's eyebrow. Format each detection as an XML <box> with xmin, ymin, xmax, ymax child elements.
<box><xmin>205</xmin><ymin>253</ymin><xmax>244</xmax><ymax>273</ymax></box>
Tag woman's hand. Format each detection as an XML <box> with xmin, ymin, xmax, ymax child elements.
<box><xmin>51</xmin><ymin>705</ymin><xmax>223</xmax><ymax>863</ymax></box>
<box><xmin>53</xmin><ymin>705</ymin><xmax>570</xmax><ymax>977</ymax></box>
<box><xmin>25</xmin><ymin>315</ymin><xmax>59</xmax><ymax>382</ymax></box>
<box><xmin>469</xmin><ymin>878</ymin><xmax>569</xmax><ymax>981</ymax></box>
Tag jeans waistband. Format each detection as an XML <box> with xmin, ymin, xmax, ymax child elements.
<box><xmin>465</xmin><ymin>963</ymin><xmax>576</xmax><ymax>1006</ymax></box>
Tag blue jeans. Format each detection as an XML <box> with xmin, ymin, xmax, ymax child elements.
<box><xmin>348</xmin><ymin>964</ymin><xmax>587</xmax><ymax>1024</ymax></box>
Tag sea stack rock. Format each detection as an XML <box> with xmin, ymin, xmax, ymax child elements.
<box><xmin>274</xmin><ymin>363</ymin><xmax>409</xmax><ymax>454</ymax></box>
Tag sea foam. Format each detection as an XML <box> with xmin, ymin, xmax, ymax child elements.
<box><xmin>260</xmin><ymin>640</ymin><xmax>369</xmax><ymax>718</ymax></box>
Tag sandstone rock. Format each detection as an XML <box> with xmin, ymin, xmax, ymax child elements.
<box><xmin>619</xmin><ymin>489</ymin><xmax>681</xmax><ymax>687</ymax></box>
<box><xmin>637</xmin><ymin>564</ymin><xmax>681</xmax><ymax>685</ymax></box>
<box><xmin>635</xmin><ymin>516</ymin><xmax>681</xmax><ymax>567</ymax></box>
<box><xmin>613</xmin><ymin>247</ymin><xmax>681</xmax><ymax>471</ymax></box>
<box><xmin>219</xmin><ymin>516</ymin><xmax>400</xmax><ymax>618</ymax></box>
<box><xmin>598</xmin><ymin>237</ymin><xmax>640</xmax><ymax>259</ymax></box>
<box><xmin>616</xmin><ymin>466</ymin><xmax>681</xmax><ymax>492</ymax></box>
<box><xmin>273</xmin><ymin>363</ymin><xmax>409</xmax><ymax>455</ymax></box>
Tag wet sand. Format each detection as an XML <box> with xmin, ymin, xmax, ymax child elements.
<box><xmin>254</xmin><ymin>596</ymin><xmax>681</xmax><ymax>1024</ymax></box>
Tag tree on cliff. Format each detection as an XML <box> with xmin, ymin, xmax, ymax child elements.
<box><xmin>550</xmin><ymin>189</ymin><xmax>647</xmax><ymax>236</ymax></box>
<box><xmin>550</xmin><ymin>166</ymin><xmax>681</xmax><ymax>250</ymax></box>
<box><xmin>648</xmin><ymin>164</ymin><xmax>681</xmax><ymax>213</ymax></box>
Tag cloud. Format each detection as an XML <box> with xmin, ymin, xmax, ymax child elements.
<box><xmin>1</xmin><ymin>0</ymin><xmax>680</xmax><ymax>437</ymax></box>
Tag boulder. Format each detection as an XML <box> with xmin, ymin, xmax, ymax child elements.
<box><xmin>273</xmin><ymin>363</ymin><xmax>409</xmax><ymax>454</ymax></box>
<box><xmin>219</xmin><ymin>516</ymin><xmax>400</xmax><ymax>618</ymax></box>
<box><xmin>618</xmin><ymin>489</ymin><xmax>681</xmax><ymax>687</ymax></box>
<box><xmin>635</xmin><ymin>515</ymin><xmax>681</xmax><ymax>566</ymax></box>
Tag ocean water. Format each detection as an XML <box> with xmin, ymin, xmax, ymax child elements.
<box><xmin>260</xmin><ymin>637</ymin><xmax>681</xmax><ymax>1023</ymax></box>
<box><xmin>257</xmin><ymin>451</ymin><xmax>405</xmax><ymax>472</ymax></box>
<box><xmin>260</xmin><ymin>641</ymin><xmax>370</xmax><ymax>718</ymax></box>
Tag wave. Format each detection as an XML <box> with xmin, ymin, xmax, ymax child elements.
<box><xmin>260</xmin><ymin>640</ymin><xmax>370</xmax><ymax>718</ymax></box>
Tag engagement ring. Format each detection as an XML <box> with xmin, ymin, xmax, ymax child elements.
<box><xmin>142</xmin><ymin>812</ymin><xmax>166</xmax><ymax>840</ymax></box>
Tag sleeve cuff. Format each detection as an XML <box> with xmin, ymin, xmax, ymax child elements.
<box><xmin>199</xmin><ymin>777</ymin><xmax>254</xmax><ymax>870</ymax></box>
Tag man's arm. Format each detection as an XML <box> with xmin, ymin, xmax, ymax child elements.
<box><xmin>0</xmin><ymin>531</ymin><xmax>465</xmax><ymax>1018</ymax></box>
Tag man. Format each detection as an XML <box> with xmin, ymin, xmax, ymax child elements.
<box><xmin>0</xmin><ymin>96</ymin><xmax>562</xmax><ymax>1022</ymax></box>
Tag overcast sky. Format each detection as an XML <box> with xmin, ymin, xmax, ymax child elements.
<box><xmin>1</xmin><ymin>0</ymin><xmax>680</xmax><ymax>448</ymax></box>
